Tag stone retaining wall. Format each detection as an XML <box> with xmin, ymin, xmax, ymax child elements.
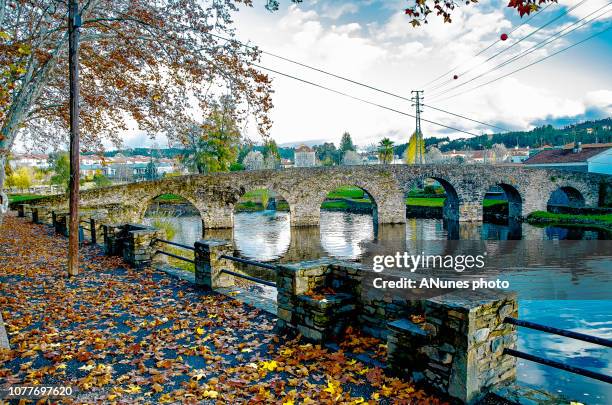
<box><xmin>272</xmin><ymin>258</ymin><xmax>518</xmax><ymax>404</ymax></box>
<box><xmin>102</xmin><ymin>223</ymin><xmax>165</xmax><ymax>268</ymax></box>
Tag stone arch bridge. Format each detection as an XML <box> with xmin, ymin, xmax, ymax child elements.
<box><xmin>33</xmin><ymin>165</ymin><xmax>609</xmax><ymax>229</ymax></box>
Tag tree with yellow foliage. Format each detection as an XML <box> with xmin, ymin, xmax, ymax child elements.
<box><xmin>404</xmin><ymin>132</ymin><xmax>425</xmax><ymax>164</ymax></box>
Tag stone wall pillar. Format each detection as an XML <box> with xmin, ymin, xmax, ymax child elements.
<box><xmin>194</xmin><ymin>239</ymin><xmax>235</xmax><ymax>289</ymax></box>
<box><xmin>52</xmin><ymin>211</ymin><xmax>69</xmax><ymax>236</ymax></box>
<box><xmin>31</xmin><ymin>206</ymin><xmax>52</xmax><ymax>225</ymax></box>
<box><xmin>276</xmin><ymin>259</ymin><xmax>359</xmax><ymax>341</ymax></box>
<box><xmin>102</xmin><ymin>224</ymin><xmax>124</xmax><ymax>256</ymax></box>
<box><xmin>17</xmin><ymin>204</ymin><xmax>30</xmax><ymax>218</ymax></box>
<box><xmin>387</xmin><ymin>289</ymin><xmax>517</xmax><ymax>404</ymax></box>
<box><xmin>122</xmin><ymin>227</ymin><xmax>166</xmax><ymax>268</ymax></box>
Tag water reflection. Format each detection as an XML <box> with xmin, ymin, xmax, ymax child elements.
<box><xmin>144</xmin><ymin>212</ymin><xmax>610</xmax><ymax>262</ymax></box>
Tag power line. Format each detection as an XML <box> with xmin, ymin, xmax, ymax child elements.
<box><xmin>422</xmin><ymin>103</ymin><xmax>509</xmax><ymax>131</ymax></box>
<box><xmin>420</xmin><ymin>3</ymin><xmax>554</xmax><ymax>90</ymax></box>
<box><xmin>251</xmin><ymin>63</ymin><xmax>482</xmax><ymax>137</ymax></box>
<box><xmin>201</xmin><ymin>30</ymin><xmax>508</xmax><ymax>132</ymax></box>
<box><xmin>432</xmin><ymin>24</ymin><xmax>612</xmax><ymax>103</ymax></box>
<box><xmin>426</xmin><ymin>0</ymin><xmax>591</xmax><ymax>95</ymax></box>
<box><xmin>428</xmin><ymin>3</ymin><xmax>612</xmax><ymax>101</ymax></box>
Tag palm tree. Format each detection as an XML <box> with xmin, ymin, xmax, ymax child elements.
<box><xmin>378</xmin><ymin>138</ymin><xmax>394</xmax><ymax>164</ymax></box>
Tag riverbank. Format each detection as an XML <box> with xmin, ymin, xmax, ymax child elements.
<box><xmin>526</xmin><ymin>211</ymin><xmax>612</xmax><ymax>232</ymax></box>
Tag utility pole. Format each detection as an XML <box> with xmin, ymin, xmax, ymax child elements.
<box><xmin>68</xmin><ymin>0</ymin><xmax>81</xmax><ymax>276</ymax></box>
<box><xmin>411</xmin><ymin>90</ymin><xmax>424</xmax><ymax>164</ymax></box>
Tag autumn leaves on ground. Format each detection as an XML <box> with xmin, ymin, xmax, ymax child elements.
<box><xmin>0</xmin><ymin>214</ymin><xmax>445</xmax><ymax>404</ymax></box>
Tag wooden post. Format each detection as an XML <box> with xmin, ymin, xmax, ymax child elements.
<box><xmin>67</xmin><ymin>0</ymin><xmax>81</xmax><ymax>276</ymax></box>
<box><xmin>90</xmin><ymin>217</ymin><xmax>96</xmax><ymax>245</ymax></box>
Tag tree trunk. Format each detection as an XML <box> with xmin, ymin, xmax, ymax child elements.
<box><xmin>0</xmin><ymin>154</ymin><xmax>8</xmax><ymax>225</ymax></box>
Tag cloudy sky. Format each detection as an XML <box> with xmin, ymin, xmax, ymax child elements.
<box><xmin>21</xmin><ymin>0</ymin><xmax>609</xmax><ymax>152</ymax></box>
<box><xmin>227</xmin><ymin>0</ymin><xmax>612</xmax><ymax>148</ymax></box>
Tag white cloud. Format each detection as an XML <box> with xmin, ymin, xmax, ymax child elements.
<box><xmin>231</xmin><ymin>2</ymin><xmax>611</xmax><ymax>147</ymax></box>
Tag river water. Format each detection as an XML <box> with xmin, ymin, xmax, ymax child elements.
<box><xmin>144</xmin><ymin>211</ymin><xmax>611</xmax><ymax>403</ymax></box>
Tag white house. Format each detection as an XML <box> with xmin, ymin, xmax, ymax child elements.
<box><xmin>294</xmin><ymin>145</ymin><xmax>316</xmax><ymax>168</ymax></box>
<box><xmin>588</xmin><ymin>147</ymin><xmax>612</xmax><ymax>175</ymax></box>
<box><xmin>524</xmin><ymin>143</ymin><xmax>612</xmax><ymax>174</ymax></box>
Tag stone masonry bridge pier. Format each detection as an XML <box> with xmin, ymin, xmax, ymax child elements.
<box><xmin>31</xmin><ymin>165</ymin><xmax>609</xmax><ymax>229</ymax></box>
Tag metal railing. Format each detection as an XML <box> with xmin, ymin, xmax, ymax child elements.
<box><xmin>219</xmin><ymin>269</ymin><xmax>277</xmax><ymax>288</ymax></box>
<box><xmin>153</xmin><ymin>238</ymin><xmax>194</xmax><ymax>264</ymax></box>
<box><xmin>78</xmin><ymin>218</ymin><xmax>97</xmax><ymax>244</ymax></box>
<box><xmin>220</xmin><ymin>254</ymin><xmax>276</xmax><ymax>270</ymax></box>
<box><xmin>219</xmin><ymin>254</ymin><xmax>277</xmax><ymax>287</ymax></box>
<box><xmin>503</xmin><ymin>317</ymin><xmax>612</xmax><ymax>384</ymax></box>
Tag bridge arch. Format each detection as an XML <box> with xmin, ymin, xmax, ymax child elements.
<box><xmin>405</xmin><ymin>176</ymin><xmax>461</xmax><ymax>221</ymax></box>
<box><xmin>481</xmin><ymin>182</ymin><xmax>523</xmax><ymax>220</ymax></box>
<box><xmin>233</xmin><ymin>183</ymin><xmax>295</xmax><ymax>217</ymax></box>
<box><xmin>547</xmin><ymin>185</ymin><xmax>586</xmax><ymax>210</ymax></box>
<box><xmin>136</xmin><ymin>191</ymin><xmax>206</xmax><ymax>232</ymax></box>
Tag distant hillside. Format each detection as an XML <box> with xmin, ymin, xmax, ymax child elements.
<box><xmin>417</xmin><ymin>117</ymin><xmax>612</xmax><ymax>154</ymax></box>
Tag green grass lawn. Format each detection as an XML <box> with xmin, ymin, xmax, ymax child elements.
<box><xmin>326</xmin><ymin>186</ymin><xmax>365</xmax><ymax>199</ymax></box>
<box><xmin>405</xmin><ymin>197</ymin><xmax>508</xmax><ymax>208</ymax></box>
<box><xmin>8</xmin><ymin>194</ymin><xmax>47</xmax><ymax>204</ymax></box>
<box><xmin>153</xmin><ymin>194</ymin><xmax>188</xmax><ymax>203</ymax></box>
<box><xmin>406</xmin><ymin>197</ymin><xmax>445</xmax><ymax>207</ymax></box>
<box><xmin>528</xmin><ymin>211</ymin><xmax>612</xmax><ymax>225</ymax></box>
<box><xmin>321</xmin><ymin>200</ymin><xmax>350</xmax><ymax>210</ymax></box>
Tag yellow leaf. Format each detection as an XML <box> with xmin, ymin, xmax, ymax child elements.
<box><xmin>357</xmin><ymin>367</ymin><xmax>369</xmax><ymax>375</ymax></box>
<box><xmin>196</xmin><ymin>327</ymin><xmax>204</xmax><ymax>335</ymax></box>
<box><xmin>260</xmin><ymin>360</ymin><xmax>278</xmax><ymax>372</ymax></box>
<box><xmin>203</xmin><ymin>390</ymin><xmax>218</xmax><ymax>399</ymax></box>
<box><xmin>283</xmin><ymin>400</ymin><xmax>294</xmax><ymax>405</ymax></box>
<box><xmin>152</xmin><ymin>383</ymin><xmax>163</xmax><ymax>393</ymax></box>
<box><xmin>324</xmin><ymin>380</ymin><xmax>339</xmax><ymax>395</ymax></box>
<box><xmin>56</xmin><ymin>363</ymin><xmax>67</xmax><ymax>369</ymax></box>
<box><xmin>352</xmin><ymin>397</ymin><xmax>365</xmax><ymax>404</ymax></box>
<box><xmin>126</xmin><ymin>385</ymin><xmax>141</xmax><ymax>394</ymax></box>
<box><xmin>192</xmin><ymin>370</ymin><xmax>206</xmax><ymax>381</ymax></box>
<box><xmin>241</xmin><ymin>348</ymin><xmax>253</xmax><ymax>353</ymax></box>
<box><xmin>347</xmin><ymin>359</ymin><xmax>357</xmax><ymax>365</ymax></box>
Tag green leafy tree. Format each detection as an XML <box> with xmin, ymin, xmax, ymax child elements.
<box><xmin>230</xmin><ymin>162</ymin><xmax>245</xmax><ymax>171</ymax></box>
<box><xmin>314</xmin><ymin>142</ymin><xmax>341</xmax><ymax>165</ymax></box>
<box><xmin>93</xmin><ymin>172</ymin><xmax>112</xmax><ymax>188</ymax></box>
<box><xmin>339</xmin><ymin>132</ymin><xmax>356</xmax><ymax>153</ymax></box>
<box><xmin>181</xmin><ymin>96</ymin><xmax>242</xmax><ymax>174</ymax></box>
<box><xmin>263</xmin><ymin>139</ymin><xmax>281</xmax><ymax>169</ymax></box>
<box><xmin>49</xmin><ymin>152</ymin><xmax>70</xmax><ymax>190</ymax></box>
<box><xmin>145</xmin><ymin>158</ymin><xmax>159</xmax><ymax>180</ymax></box>
<box><xmin>378</xmin><ymin>138</ymin><xmax>395</xmax><ymax>164</ymax></box>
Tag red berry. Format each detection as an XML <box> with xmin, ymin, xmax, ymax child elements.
<box><xmin>500</xmin><ymin>33</ymin><xmax>508</xmax><ymax>41</ymax></box>
<box><xmin>453</xmin><ymin>75</ymin><xmax>458</xmax><ymax>80</ymax></box>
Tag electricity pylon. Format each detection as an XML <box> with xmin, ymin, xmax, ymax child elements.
<box><xmin>411</xmin><ymin>90</ymin><xmax>424</xmax><ymax>164</ymax></box>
